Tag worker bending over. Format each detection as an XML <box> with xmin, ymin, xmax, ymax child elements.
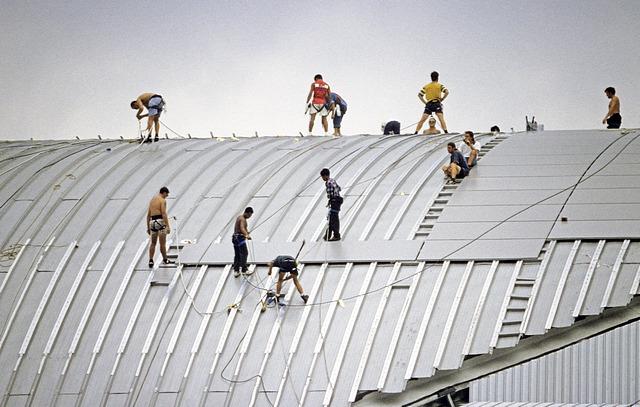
<box><xmin>131</xmin><ymin>92</ymin><xmax>165</xmax><ymax>142</ymax></box>
<box><xmin>267</xmin><ymin>255</ymin><xmax>308</xmax><ymax>304</ymax></box>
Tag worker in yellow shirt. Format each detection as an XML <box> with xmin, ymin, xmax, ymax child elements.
<box><xmin>415</xmin><ymin>71</ymin><xmax>449</xmax><ymax>134</ymax></box>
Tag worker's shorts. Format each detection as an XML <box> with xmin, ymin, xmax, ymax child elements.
<box><xmin>333</xmin><ymin>109</ymin><xmax>346</xmax><ymax>128</ymax></box>
<box><xmin>607</xmin><ymin>113</ymin><xmax>622</xmax><ymax>129</ymax></box>
<box><xmin>149</xmin><ymin>218</ymin><xmax>166</xmax><ymax>237</ymax></box>
<box><xmin>148</xmin><ymin>96</ymin><xmax>164</xmax><ymax>117</ymax></box>
<box><xmin>423</xmin><ymin>101</ymin><xmax>443</xmax><ymax>115</ymax></box>
<box><xmin>309</xmin><ymin>104</ymin><xmax>330</xmax><ymax>117</ymax></box>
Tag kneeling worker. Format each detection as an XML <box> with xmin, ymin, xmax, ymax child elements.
<box><xmin>267</xmin><ymin>255</ymin><xmax>308</xmax><ymax>304</ymax></box>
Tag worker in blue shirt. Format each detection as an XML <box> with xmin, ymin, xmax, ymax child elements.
<box><xmin>327</xmin><ymin>92</ymin><xmax>348</xmax><ymax>137</ymax></box>
<box><xmin>441</xmin><ymin>142</ymin><xmax>469</xmax><ymax>183</ymax></box>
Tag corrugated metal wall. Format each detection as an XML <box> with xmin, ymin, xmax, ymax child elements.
<box><xmin>470</xmin><ymin>319</ymin><xmax>640</xmax><ymax>404</ymax></box>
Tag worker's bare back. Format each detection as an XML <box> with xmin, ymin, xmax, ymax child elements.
<box><xmin>148</xmin><ymin>194</ymin><xmax>166</xmax><ymax>218</ymax></box>
<box><xmin>136</xmin><ymin>93</ymin><xmax>155</xmax><ymax>108</ymax></box>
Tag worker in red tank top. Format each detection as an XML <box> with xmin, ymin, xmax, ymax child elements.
<box><xmin>305</xmin><ymin>74</ymin><xmax>331</xmax><ymax>135</ymax></box>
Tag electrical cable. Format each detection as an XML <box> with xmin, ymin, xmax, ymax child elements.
<box><xmin>283</xmin><ymin>130</ymin><xmax>640</xmax><ymax>308</ymax></box>
<box><xmin>158</xmin><ymin>119</ymin><xmax>187</xmax><ymax>139</ymax></box>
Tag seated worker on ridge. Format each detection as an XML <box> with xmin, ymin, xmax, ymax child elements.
<box><xmin>267</xmin><ymin>255</ymin><xmax>308</xmax><ymax>304</ymax></box>
<box><xmin>458</xmin><ymin>131</ymin><xmax>480</xmax><ymax>167</ymax></box>
<box><xmin>442</xmin><ymin>142</ymin><xmax>469</xmax><ymax>183</ymax></box>
<box><xmin>423</xmin><ymin>116</ymin><xmax>441</xmax><ymax>135</ymax></box>
<box><xmin>146</xmin><ymin>186</ymin><xmax>174</xmax><ymax>268</ymax></box>
<box><xmin>131</xmin><ymin>92</ymin><xmax>165</xmax><ymax>142</ymax></box>
<box><xmin>415</xmin><ymin>71</ymin><xmax>449</xmax><ymax>134</ymax></box>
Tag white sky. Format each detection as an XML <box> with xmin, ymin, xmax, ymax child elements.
<box><xmin>1</xmin><ymin>0</ymin><xmax>639</xmax><ymax>140</ymax></box>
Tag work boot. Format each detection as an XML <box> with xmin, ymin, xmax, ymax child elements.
<box><xmin>163</xmin><ymin>258</ymin><xmax>175</xmax><ymax>265</ymax></box>
<box><xmin>329</xmin><ymin>234</ymin><xmax>341</xmax><ymax>241</ymax></box>
<box><xmin>233</xmin><ymin>269</ymin><xmax>241</xmax><ymax>278</ymax></box>
<box><xmin>148</xmin><ymin>259</ymin><xmax>154</xmax><ymax>268</ymax></box>
<box><xmin>154</xmin><ymin>135</ymin><xmax>159</xmax><ymax>142</ymax></box>
<box><xmin>301</xmin><ymin>294</ymin><xmax>309</xmax><ymax>304</ymax></box>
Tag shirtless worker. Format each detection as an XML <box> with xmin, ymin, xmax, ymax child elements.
<box><xmin>602</xmin><ymin>87</ymin><xmax>622</xmax><ymax>129</ymax></box>
<box><xmin>306</xmin><ymin>74</ymin><xmax>331</xmax><ymax>136</ymax></box>
<box><xmin>131</xmin><ymin>93</ymin><xmax>165</xmax><ymax>142</ymax></box>
<box><xmin>415</xmin><ymin>71</ymin><xmax>449</xmax><ymax>134</ymax></box>
<box><xmin>232</xmin><ymin>207</ymin><xmax>253</xmax><ymax>277</ymax></box>
<box><xmin>267</xmin><ymin>255</ymin><xmax>308</xmax><ymax>305</ymax></box>
<box><xmin>146</xmin><ymin>186</ymin><xmax>173</xmax><ymax>268</ymax></box>
<box><xmin>423</xmin><ymin>116</ymin><xmax>442</xmax><ymax>135</ymax></box>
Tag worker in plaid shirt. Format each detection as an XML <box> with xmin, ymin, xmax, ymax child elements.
<box><xmin>320</xmin><ymin>168</ymin><xmax>343</xmax><ymax>241</ymax></box>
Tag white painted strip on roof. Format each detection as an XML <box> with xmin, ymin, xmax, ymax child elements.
<box><xmin>273</xmin><ymin>263</ymin><xmax>327</xmax><ymax>407</ymax></box>
<box><xmin>489</xmin><ymin>261</ymin><xmax>522</xmax><ymax>349</ymax></box>
<box><xmin>388</xmin><ymin>136</ymin><xmax>458</xmax><ymax>241</ymax></box>
<box><xmin>629</xmin><ymin>264</ymin><xmax>640</xmax><ymax>298</ymax></box>
<box><xmin>43</xmin><ymin>241</ymin><xmax>100</xmax><ymax>359</ymax></box>
<box><xmin>601</xmin><ymin>240</ymin><xmax>630</xmax><ymax>308</ymax></box>
<box><xmin>159</xmin><ymin>265</ymin><xmax>207</xmax><ymax>377</ymax></box>
<box><xmin>248</xmin><ymin>266</ymin><xmax>303</xmax><ymax>407</ymax></box>
<box><xmin>183</xmin><ymin>265</ymin><xmax>230</xmax><ymax>379</ymax></box>
<box><xmin>573</xmin><ymin>240</ymin><xmax>605</xmax><ymax>318</ymax></box>
<box><xmin>378</xmin><ymin>263</ymin><xmax>422</xmax><ymax>390</ymax></box>
<box><xmin>322</xmin><ymin>262</ymin><xmax>377</xmax><ymax>406</ymax></box>
<box><xmin>348</xmin><ymin>262</ymin><xmax>402</xmax><ymax>403</ymax></box>
<box><xmin>226</xmin><ymin>272</ymin><xmax>276</xmax><ymax>398</ymax></box>
<box><xmin>0</xmin><ymin>249</ymin><xmax>48</xmax><ymax>352</ymax></box>
<box><xmin>207</xmin><ymin>276</ymin><xmax>250</xmax><ymax>376</ymax></box>
<box><xmin>18</xmin><ymin>241</ymin><xmax>76</xmax><ymax>358</ymax></box>
<box><xmin>405</xmin><ymin>261</ymin><xmax>449</xmax><ymax>380</ymax></box>
<box><xmin>135</xmin><ymin>266</ymin><xmax>181</xmax><ymax>377</ymax></box>
<box><xmin>110</xmin><ymin>270</ymin><xmax>154</xmax><ymax>376</ymax></box>
<box><xmin>545</xmin><ymin>240</ymin><xmax>581</xmax><ymax>331</ymax></box>
<box><xmin>66</xmin><ymin>241</ymin><xmax>124</xmax><ymax>362</ymax></box>
<box><xmin>360</xmin><ymin>145</ymin><xmax>431</xmax><ymax>241</ymax></box>
<box><xmin>287</xmin><ymin>188</ymin><xmax>324</xmax><ymax>242</ymax></box>
<box><xmin>299</xmin><ymin>263</ymin><xmax>352</xmax><ymax>406</ymax></box>
<box><xmin>462</xmin><ymin>260</ymin><xmax>499</xmax><ymax>357</ymax></box>
<box><xmin>520</xmin><ymin>240</ymin><xmax>556</xmax><ymax>334</ymax></box>
<box><xmin>433</xmin><ymin>261</ymin><xmax>474</xmax><ymax>372</ymax></box>
<box><xmin>90</xmin><ymin>240</ymin><xmax>147</xmax><ymax>359</ymax></box>
<box><xmin>0</xmin><ymin>238</ymin><xmax>30</xmax><ymax>296</ymax></box>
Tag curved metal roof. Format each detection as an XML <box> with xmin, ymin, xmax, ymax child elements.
<box><xmin>0</xmin><ymin>130</ymin><xmax>639</xmax><ymax>406</ymax></box>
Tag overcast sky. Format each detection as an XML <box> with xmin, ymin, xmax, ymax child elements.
<box><xmin>1</xmin><ymin>0</ymin><xmax>639</xmax><ymax>140</ymax></box>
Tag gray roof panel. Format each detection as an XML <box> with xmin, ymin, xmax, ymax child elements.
<box><xmin>1</xmin><ymin>130</ymin><xmax>640</xmax><ymax>406</ymax></box>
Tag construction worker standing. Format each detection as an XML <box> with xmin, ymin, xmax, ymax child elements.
<box><xmin>146</xmin><ymin>187</ymin><xmax>174</xmax><ymax>268</ymax></box>
<box><xmin>415</xmin><ymin>72</ymin><xmax>449</xmax><ymax>134</ymax></box>
<box><xmin>306</xmin><ymin>74</ymin><xmax>331</xmax><ymax>135</ymax></box>
<box><xmin>320</xmin><ymin>168</ymin><xmax>342</xmax><ymax>241</ymax></box>
<box><xmin>232</xmin><ymin>207</ymin><xmax>253</xmax><ymax>277</ymax></box>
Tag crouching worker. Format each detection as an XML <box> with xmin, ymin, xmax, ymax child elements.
<box><xmin>267</xmin><ymin>255</ymin><xmax>308</xmax><ymax>305</ymax></box>
<box><xmin>147</xmin><ymin>186</ymin><xmax>174</xmax><ymax>268</ymax></box>
<box><xmin>442</xmin><ymin>142</ymin><xmax>469</xmax><ymax>183</ymax></box>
